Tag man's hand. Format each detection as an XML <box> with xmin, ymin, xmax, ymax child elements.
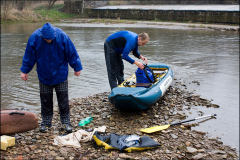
<box><xmin>134</xmin><ymin>61</ymin><xmax>144</xmax><ymax>70</ymax></box>
<box><xmin>140</xmin><ymin>55</ymin><xmax>148</xmax><ymax>64</ymax></box>
<box><xmin>21</xmin><ymin>72</ymin><xmax>28</xmax><ymax>81</ymax></box>
<box><xmin>74</xmin><ymin>71</ymin><xmax>81</xmax><ymax>76</ymax></box>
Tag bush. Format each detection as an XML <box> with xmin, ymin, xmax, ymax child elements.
<box><xmin>1</xmin><ymin>1</ymin><xmax>76</xmax><ymax>23</ymax></box>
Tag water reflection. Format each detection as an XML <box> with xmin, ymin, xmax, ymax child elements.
<box><xmin>1</xmin><ymin>23</ymin><xmax>239</xmax><ymax>153</ymax></box>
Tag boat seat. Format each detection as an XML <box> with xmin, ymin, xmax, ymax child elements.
<box><xmin>153</xmin><ymin>71</ymin><xmax>166</xmax><ymax>74</ymax></box>
<box><xmin>136</xmin><ymin>83</ymin><xmax>152</xmax><ymax>88</ymax></box>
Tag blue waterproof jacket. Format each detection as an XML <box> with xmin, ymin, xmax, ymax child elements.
<box><xmin>20</xmin><ymin>25</ymin><xmax>83</xmax><ymax>85</ymax></box>
<box><xmin>106</xmin><ymin>31</ymin><xmax>141</xmax><ymax>64</ymax></box>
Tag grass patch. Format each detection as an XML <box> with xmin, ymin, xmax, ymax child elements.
<box><xmin>35</xmin><ymin>9</ymin><xmax>75</xmax><ymax>20</ymax></box>
<box><xmin>188</xmin><ymin>25</ymin><xmax>196</xmax><ymax>27</ymax></box>
<box><xmin>199</xmin><ymin>24</ymin><xmax>206</xmax><ymax>28</ymax></box>
<box><xmin>1</xmin><ymin>2</ymin><xmax>77</xmax><ymax>24</ymax></box>
<box><xmin>34</xmin><ymin>3</ymin><xmax>76</xmax><ymax>21</ymax></box>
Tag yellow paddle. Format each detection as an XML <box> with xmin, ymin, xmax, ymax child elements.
<box><xmin>140</xmin><ymin>114</ymin><xmax>217</xmax><ymax>133</ymax></box>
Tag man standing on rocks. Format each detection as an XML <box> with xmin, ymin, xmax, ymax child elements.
<box><xmin>20</xmin><ymin>23</ymin><xmax>83</xmax><ymax>133</ymax></box>
<box><xmin>104</xmin><ymin>30</ymin><xmax>149</xmax><ymax>90</ymax></box>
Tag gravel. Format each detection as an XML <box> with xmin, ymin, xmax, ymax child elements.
<box><xmin>0</xmin><ymin>79</ymin><xmax>238</xmax><ymax>160</ymax></box>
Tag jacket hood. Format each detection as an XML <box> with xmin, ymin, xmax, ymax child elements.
<box><xmin>41</xmin><ymin>23</ymin><xmax>56</xmax><ymax>40</ymax></box>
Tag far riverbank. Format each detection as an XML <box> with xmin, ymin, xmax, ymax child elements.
<box><xmin>58</xmin><ymin>18</ymin><xmax>239</xmax><ymax>31</ymax></box>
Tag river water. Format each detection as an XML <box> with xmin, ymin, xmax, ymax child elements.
<box><xmin>1</xmin><ymin>23</ymin><xmax>239</xmax><ymax>153</ymax></box>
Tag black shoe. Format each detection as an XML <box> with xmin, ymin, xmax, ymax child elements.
<box><xmin>61</xmin><ymin>124</ymin><xmax>72</xmax><ymax>133</ymax></box>
<box><xmin>39</xmin><ymin>124</ymin><xmax>51</xmax><ymax>133</ymax></box>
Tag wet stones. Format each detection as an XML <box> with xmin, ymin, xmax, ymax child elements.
<box><xmin>0</xmin><ymin>83</ymin><xmax>238</xmax><ymax>160</ymax></box>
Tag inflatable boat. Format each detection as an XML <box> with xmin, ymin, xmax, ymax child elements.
<box><xmin>108</xmin><ymin>63</ymin><xmax>173</xmax><ymax>111</ymax></box>
<box><xmin>1</xmin><ymin>110</ymin><xmax>38</xmax><ymax>135</ymax></box>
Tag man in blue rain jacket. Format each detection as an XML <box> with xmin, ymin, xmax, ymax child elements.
<box><xmin>104</xmin><ymin>30</ymin><xmax>149</xmax><ymax>90</ymax></box>
<box><xmin>20</xmin><ymin>23</ymin><xmax>83</xmax><ymax>133</ymax></box>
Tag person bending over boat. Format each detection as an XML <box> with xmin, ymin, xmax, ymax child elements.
<box><xmin>20</xmin><ymin>23</ymin><xmax>83</xmax><ymax>133</ymax></box>
<box><xmin>104</xmin><ymin>30</ymin><xmax>149</xmax><ymax>90</ymax></box>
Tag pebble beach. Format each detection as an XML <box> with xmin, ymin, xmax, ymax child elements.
<box><xmin>1</xmin><ymin>79</ymin><xmax>238</xmax><ymax>160</ymax></box>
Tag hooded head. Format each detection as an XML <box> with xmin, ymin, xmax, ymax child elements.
<box><xmin>41</xmin><ymin>23</ymin><xmax>56</xmax><ymax>40</ymax></box>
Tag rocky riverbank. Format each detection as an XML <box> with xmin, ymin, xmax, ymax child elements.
<box><xmin>0</xmin><ymin>80</ymin><xmax>238</xmax><ymax>160</ymax></box>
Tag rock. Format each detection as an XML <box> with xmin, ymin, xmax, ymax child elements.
<box><xmin>193</xmin><ymin>153</ymin><xmax>204</xmax><ymax>160</ymax></box>
<box><xmin>184</xmin><ymin>130</ymin><xmax>190</xmax><ymax>134</ymax></box>
<box><xmin>60</xmin><ymin>148</ymin><xmax>70</xmax><ymax>157</ymax></box>
<box><xmin>0</xmin><ymin>84</ymin><xmax>238</xmax><ymax>160</ymax></box>
<box><xmin>195</xmin><ymin>144</ymin><xmax>202</xmax><ymax>149</ymax></box>
<box><xmin>211</xmin><ymin>104</ymin><xmax>220</xmax><ymax>108</ymax></box>
<box><xmin>25</xmin><ymin>147</ymin><xmax>30</xmax><ymax>153</ymax></box>
<box><xmin>221</xmin><ymin>154</ymin><xmax>228</xmax><ymax>159</ymax></box>
<box><xmin>197</xmin><ymin>149</ymin><xmax>205</xmax><ymax>153</ymax></box>
<box><xmin>186</xmin><ymin>147</ymin><xmax>198</xmax><ymax>153</ymax></box>
<box><xmin>102</xmin><ymin>112</ymin><xmax>109</xmax><ymax>117</ymax></box>
<box><xmin>30</xmin><ymin>155</ymin><xmax>39</xmax><ymax>159</ymax></box>
<box><xmin>29</xmin><ymin>145</ymin><xmax>37</xmax><ymax>151</ymax></box>
<box><xmin>165</xmin><ymin>149</ymin><xmax>171</xmax><ymax>154</ymax></box>
<box><xmin>50</xmin><ymin>151</ymin><xmax>58</xmax><ymax>156</ymax></box>
<box><xmin>195</xmin><ymin>130</ymin><xmax>206</xmax><ymax>135</ymax></box>
<box><xmin>119</xmin><ymin>153</ymin><xmax>130</xmax><ymax>159</ymax></box>
<box><xmin>170</xmin><ymin>134</ymin><xmax>178</xmax><ymax>139</ymax></box>
<box><xmin>145</xmin><ymin>152</ymin><xmax>152</xmax><ymax>156</ymax></box>
<box><xmin>161</xmin><ymin>129</ymin><xmax>172</xmax><ymax>133</ymax></box>
<box><xmin>185</xmin><ymin>141</ymin><xmax>191</xmax><ymax>146</ymax></box>
<box><xmin>211</xmin><ymin>150</ymin><xmax>226</xmax><ymax>154</ymax></box>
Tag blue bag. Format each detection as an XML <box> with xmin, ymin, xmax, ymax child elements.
<box><xmin>135</xmin><ymin>65</ymin><xmax>155</xmax><ymax>83</ymax></box>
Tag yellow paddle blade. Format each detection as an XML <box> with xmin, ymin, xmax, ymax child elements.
<box><xmin>140</xmin><ymin>125</ymin><xmax>170</xmax><ymax>133</ymax></box>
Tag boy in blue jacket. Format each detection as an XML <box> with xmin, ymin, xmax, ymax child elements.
<box><xmin>20</xmin><ymin>23</ymin><xmax>83</xmax><ymax>133</ymax></box>
<box><xmin>104</xmin><ymin>31</ymin><xmax>149</xmax><ymax>90</ymax></box>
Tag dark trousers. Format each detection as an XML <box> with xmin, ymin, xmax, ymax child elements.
<box><xmin>104</xmin><ymin>41</ymin><xmax>124</xmax><ymax>90</ymax></box>
<box><xmin>39</xmin><ymin>80</ymin><xmax>69</xmax><ymax>117</ymax></box>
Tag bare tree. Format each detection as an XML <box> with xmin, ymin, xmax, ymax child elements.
<box><xmin>1</xmin><ymin>1</ymin><xmax>14</xmax><ymax>21</ymax></box>
<box><xmin>16</xmin><ymin>0</ymin><xmax>26</xmax><ymax>11</ymax></box>
<box><xmin>64</xmin><ymin>0</ymin><xmax>75</xmax><ymax>14</ymax></box>
<box><xmin>48</xmin><ymin>0</ymin><xmax>57</xmax><ymax>9</ymax></box>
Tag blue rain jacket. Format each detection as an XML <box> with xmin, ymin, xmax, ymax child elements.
<box><xmin>20</xmin><ymin>26</ymin><xmax>83</xmax><ymax>85</ymax></box>
<box><xmin>106</xmin><ymin>31</ymin><xmax>141</xmax><ymax>64</ymax></box>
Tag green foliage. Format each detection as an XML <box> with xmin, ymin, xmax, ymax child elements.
<box><xmin>35</xmin><ymin>9</ymin><xmax>75</xmax><ymax>20</ymax></box>
<box><xmin>188</xmin><ymin>25</ymin><xmax>196</xmax><ymax>27</ymax></box>
<box><xmin>1</xmin><ymin>2</ymin><xmax>77</xmax><ymax>23</ymax></box>
<box><xmin>51</xmin><ymin>4</ymin><xmax>65</xmax><ymax>11</ymax></box>
<box><xmin>35</xmin><ymin>4</ymin><xmax>76</xmax><ymax>21</ymax></box>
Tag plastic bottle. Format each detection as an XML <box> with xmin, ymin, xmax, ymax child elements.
<box><xmin>79</xmin><ymin>116</ymin><xmax>93</xmax><ymax>126</ymax></box>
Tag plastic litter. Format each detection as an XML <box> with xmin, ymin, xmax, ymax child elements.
<box><xmin>79</xmin><ymin>116</ymin><xmax>93</xmax><ymax>126</ymax></box>
<box><xmin>53</xmin><ymin>126</ymin><xmax>106</xmax><ymax>148</ymax></box>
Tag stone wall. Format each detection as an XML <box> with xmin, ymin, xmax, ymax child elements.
<box><xmin>84</xmin><ymin>0</ymin><xmax>108</xmax><ymax>8</ymax></box>
<box><xmin>82</xmin><ymin>0</ymin><xmax>239</xmax><ymax>6</ymax></box>
<box><xmin>66</xmin><ymin>1</ymin><xmax>239</xmax><ymax>12</ymax></box>
<box><xmin>84</xmin><ymin>8</ymin><xmax>239</xmax><ymax>24</ymax></box>
<box><xmin>133</xmin><ymin>0</ymin><xmax>239</xmax><ymax>5</ymax></box>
